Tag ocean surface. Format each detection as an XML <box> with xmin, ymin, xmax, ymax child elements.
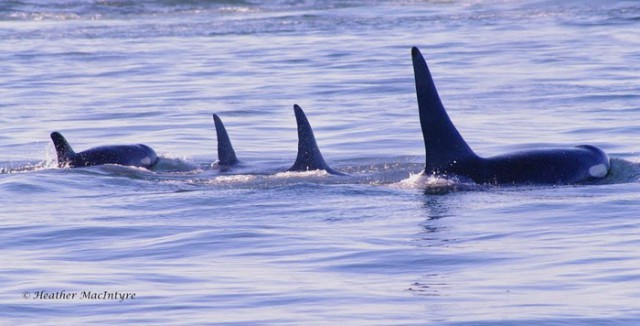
<box><xmin>1</xmin><ymin>0</ymin><xmax>640</xmax><ymax>324</ymax></box>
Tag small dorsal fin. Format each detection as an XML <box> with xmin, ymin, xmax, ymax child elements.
<box><xmin>289</xmin><ymin>105</ymin><xmax>342</xmax><ymax>175</ymax></box>
<box><xmin>411</xmin><ymin>47</ymin><xmax>477</xmax><ymax>173</ymax></box>
<box><xmin>50</xmin><ymin>132</ymin><xmax>75</xmax><ymax>167</ymax></box>
<box><xmin>212</xmin><ymin>114</ymin><xmax>238</xmax><ymax>166</ymax></box>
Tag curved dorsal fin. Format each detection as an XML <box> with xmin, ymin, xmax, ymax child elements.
<box><xmin>411</xmin><ymin>47</ymin><xmax>476</xmax><ymax>173</ymax></box>
<box><xmin>289</xmin><ymin>104</ymin><xmax>342</xmax><ymax>175</ymax></box>
<box><xmin>50</xmin><ymin>132</ymin><xmax>75</xmax><ymax>167</ymax></box>
<box><xmin>212</xmin><ymin>114</ymin><xmax>238</xmax><ymax>166</ymax></box>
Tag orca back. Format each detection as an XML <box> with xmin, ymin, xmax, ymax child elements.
<box><xmin>50</xmin><ymin>132</ymin><xmax>158</xmax><ymax>169</ymax></box>
<box><xmin>50</xmin><ymin>132</ymin><xmax>76</xmax><ymax>168</ymax></box>
<box><xmin>289</xmin><ymin>104</ymin><xmax>342</xmax><ymax>175</ymax></box>
<box><xmin>410</xmin><ymin>46</ymin><xmax>610</xmax><ymax>185</ymax></box>
<box><xmin>212</xmin><ymin>114</ymin><xmax>238</xmax><ymax>166</ymax></box>
<box><xmin>411</xmin><ymin>47</ymin><xmax>478</xmax><ymax>174</ymax></box>
<box><xmin>480</xmin><ymin>146</ymin><xmax>610</xmax><ymax>184</ymax></box>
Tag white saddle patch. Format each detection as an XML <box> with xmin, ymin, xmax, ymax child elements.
<box><xmin>141</xmin><ymin>157</ymin><xmax>152</xmax><ymax>166</ymax></box>
<box><xmin>589</xmin><ymin>164</ymin><xmax>608</xmax><ymax>178</ymax></box>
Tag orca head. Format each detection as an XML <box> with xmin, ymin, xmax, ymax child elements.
<box><xmin>212</xmin><ymin>114</ymin><xmax>239</xmax><ymax>167</ymax></box>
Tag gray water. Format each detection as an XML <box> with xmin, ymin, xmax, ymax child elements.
<box><xmin>1</xmin><ymin>0</ymin><xmax>640</xmax><ymax>324</ymax></box>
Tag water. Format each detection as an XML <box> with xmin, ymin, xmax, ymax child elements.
<box><xmin>2</xmin><ymin>0</ymin><xmax>640</xmax><ymax>324</ymax></box>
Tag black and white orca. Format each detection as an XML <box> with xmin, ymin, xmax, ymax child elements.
<box><xmin>212</xmin><ymin>114</ymin><xmax>239</xmax><ymax>167</ymax></box>
<box><xmin>288</xmin><ymin>104</ymin><xmax>343</xmax><ymax>175</ymax></box>
<box><xmin>411</xmin><ymin>46</ymin><xmax>610</xmax><ymax>185</ymax></box>
<box><xmin>212</xmin><ymin>105</ymin><xmax>342</xmax><ymax>175</ymax></box>
<box><xmin>50</xmin><ymin>132</ymin><xmax>159</xmax><ymax>169</ymax></box>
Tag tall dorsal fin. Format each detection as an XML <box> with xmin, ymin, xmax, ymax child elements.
<box><xmin>212</xmin><ymin>114</ymin><xmax>238</xmax><ymax>166</ymax></box>
<box><xmin>289</xmin><ymin>104</ymin><xmax>342</xmax><ymax>175</ymax></box>
<box><xmin>411</xmin><ymin>47</ymin><xmax>477</xmax><ymax>173</ymax></box>
<box><xmin>50</xmin><ymin>132</ymin><xmax>76</xmax><ymax>167</ymax></box>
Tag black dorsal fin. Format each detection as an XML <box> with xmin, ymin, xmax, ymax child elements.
<box><xmin>212</xmin><ymin>114</ymin><xmax>238</xmax><ymax>166</ymax></box>
<box><xmin>50</xmin><ymin>132</ymin><xmax>76</xmax><ymax>167</ymax></box>
<box><xmin>289</xmin><ymin>104</ymin><xmax>342</xmax><ymax>175</ymax></box>
<box><xmin>412</xmin><ymin>47</ymin><xmax>477</xmax><ymax>173</ymax></box>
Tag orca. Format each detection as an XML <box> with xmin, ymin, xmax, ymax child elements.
<box><xmin>411</xmin><ymin>46</ymin><xmax>610</xmax><ymax>185</ymax></box>
<box><xmin>288</xmin><ymin>104</ymin><xmax>343</xmax><ymax>175</ymax></box>
<box><xmin>212</xmin><ymin>114</ymin><xmax>239</xmax><ymax>167</ymax></box>
<box><xmin>50</xmin><ymin>131</ymin><xmax>159</xmax><ymax>169</ymax></box>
